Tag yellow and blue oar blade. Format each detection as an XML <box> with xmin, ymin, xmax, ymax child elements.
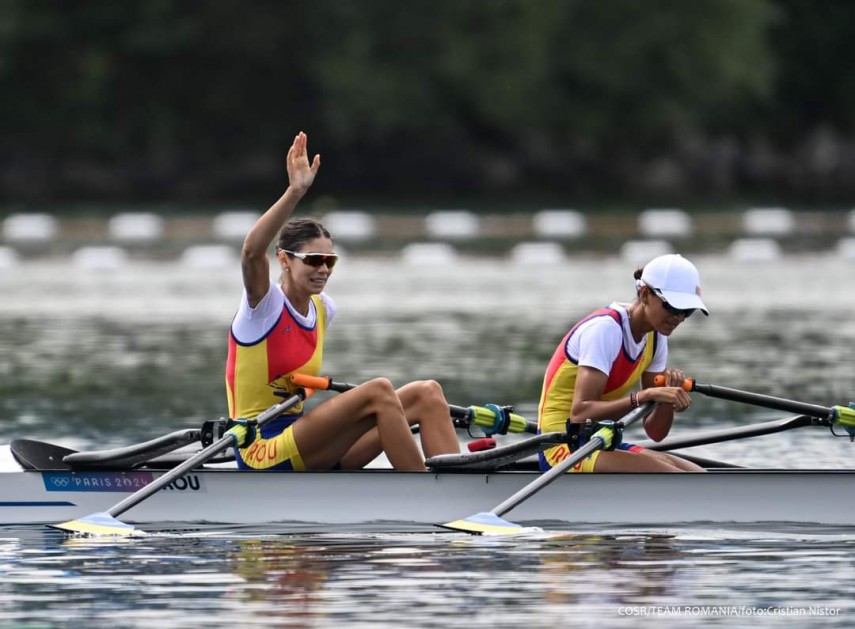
<box><xmin>50</xmin><ymin>512</ymin><xmax>143</xmax><ymax>537</ymax></box>
<box><xmin>49</xmin><ymin>391</ymin><xmax>307</xmax><ymax>537</ymax></box>
<box><xmin>439</xmin><ymin>512</ymin><xmax>531</xmax><ymax>535</ymax></box>
<box><xmin>440</xmin><ymin>402</ymin><xmax>656</xmax><ymax>536</ymax></box>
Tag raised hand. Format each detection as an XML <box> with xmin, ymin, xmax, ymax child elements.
<box><xmin>286</xmin><ymin>131</ymin><xmax>321</xmax><ymax>194</ymax></box>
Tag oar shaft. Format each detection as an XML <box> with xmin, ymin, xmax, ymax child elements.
<box><xmin>491</xmin><ymin>402</ymin><xmax>655</xmax><ymax>517</ymax></box>
<box><xmin>644</xmin><ymin>415</ymin><xmax>816</xmax><ymax>451</ymax></box>
<box><xmin>106</xmin><ymin>391</ymin><xmax>305</xmax><ymax>519</ymax></box>
<box><xmin>691</xmin><ymin>382</ymin><xmax>835</xmax><ymax>420</ymax></box>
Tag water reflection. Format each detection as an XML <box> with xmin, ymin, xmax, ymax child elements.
<box><xmin>535</xmin><ymin>534</ymin><xmax>679</xmax><ymax>608</ymax></box>
<box><xmin>228</xmin><ymin>538</ymin><xmax>330</xmax><ymax>627</ymax></box>
<box><xmin>207</xmin><ymin>532</ymin><xmax>686</xmax><ymax>627</ymax></box>
<box><xmin>2</xmin><ymin>526</ymin><xmax>851</xmax><ymax>628</ymax></box>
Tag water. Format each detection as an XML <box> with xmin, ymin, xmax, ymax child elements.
<box><xmin>0</xmin><ymin>526</ymin><xmax>852</xmax><ymax>628</ymax></box>
<box><xmin>1</xmin><ymin>254</ymin><xmax>854</xmax><ymax>627</ymax></box>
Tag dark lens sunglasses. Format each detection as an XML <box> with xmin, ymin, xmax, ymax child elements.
<box><xmin>282</xmin><ymin>250</ymin><xmax>339</xmax><ymax>269</ymax></box>
<box><xmin>649</xmin><ymin>287</ymin><xmax>696</xmax><ymax>318</ymax></box>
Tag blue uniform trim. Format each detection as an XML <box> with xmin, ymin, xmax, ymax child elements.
<box><xmin>538</xmin><ymin>442</ymin><xmax>640</xmax><ymax>472</ymax></box>
<box><xmin>233</xmin><ymin>413</ymin><xmax>342</xmax><ymax>471</ymax></box>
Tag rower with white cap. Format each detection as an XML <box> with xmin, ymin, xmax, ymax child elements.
<box><xmin>537</xmin><ymin>253</ymin><xmax>708</xmax><ymax>473</ymax></box>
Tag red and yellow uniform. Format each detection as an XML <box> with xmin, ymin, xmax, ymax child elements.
<box><xmin>226</xmin><ymin>290</ymin><xmax>329</xmax><ymax>470</ymax></box>
<box><xmin>538</xmin><ymin>307</ymin><xmax>660</xmax><ymax>472</ymax></box>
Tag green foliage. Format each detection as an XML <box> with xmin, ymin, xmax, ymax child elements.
<box><xmin>0</xmin><ymin>0</ymin><xmax>852</xmax><ymax>204</ymax></box>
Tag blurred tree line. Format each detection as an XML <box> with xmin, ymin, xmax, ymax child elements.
<box><xmin>1</xmin><ymin>0</ymin><xmax>854</xmax><ymax>209</ymax></box>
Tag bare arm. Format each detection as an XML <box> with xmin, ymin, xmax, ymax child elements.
<box><xmin>570</xmin><ymin>366</ymin><xmax>629</xmax><ymax>423</ymax></box>
<box><xmin>242</xmin><ymin>131</ymin><xmax>321</xmax><ymax>307</ymax></box>
<box><xmin>570</xmin><ymin>366</ymin><xmax>692</xmax><ymax>442</ymax></box>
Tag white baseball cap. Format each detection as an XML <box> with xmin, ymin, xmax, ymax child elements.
<box><xmin>639</xmin><ymin>254</ymin><xmax>709</xmax><ymax>315</ymax></box>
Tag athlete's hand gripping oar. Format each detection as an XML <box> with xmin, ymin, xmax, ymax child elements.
<box><xmin>289</xmin><ymin>373</ymin><xmax>537</xmax><ymax>435</ymax></box>
<box><xmin>49</xmin><ymin>388</ymin><xmax>309</xmax><ymax>537</ymax></box>
<box><xmin>440</xmin><ymin>401</ymin><xmax>657</xmax><ymax>535</ymax></box>
<box><xmin>660</xmin><ymin>376</ymin><xmax>855</xmax><ymax>435</ymax></box>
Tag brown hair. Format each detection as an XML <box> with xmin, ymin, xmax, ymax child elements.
<box><xmin>275</xmin><ymin>217</ymin><xmax>332</xmax><ymax>252</ymax></box>
<box><xmin>634</xmin><ymin>266</ymin><xmax>645</xmax><ymax>298</ymax></box>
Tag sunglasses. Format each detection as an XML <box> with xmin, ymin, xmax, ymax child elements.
<box><xmin>649</xmin><ymin>287</ymin><xmax>696</xmax><ymax>318</ymax></box>
<box><xmin>282</xmin><ymin>250</ymin><xmax>339</xmax><ymax>269</ymax></box>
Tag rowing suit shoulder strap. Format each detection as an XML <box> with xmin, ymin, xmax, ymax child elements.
<box><xmin>226</xmin><ymin>293</ymin><xmax>328</xmax><ymax>420</ymax></box>
<box><xmin>538</xmin><ymin>307</ymin><xmax>659</xmax><ymax>433</ymax></box>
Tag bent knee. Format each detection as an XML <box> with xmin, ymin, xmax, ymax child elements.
<box><xmin>399</xmin><ymin>380</ymin><xmax>448</xmax><ymax>416</ymax></box>
<box><xmin>362</xmin><ymin>377</ymin><xmax>397</xmax><ymax>398</ymax></box>
<box><xmin>411</xmin><ymin>379</ymin><xmax>445</xmax><ymax>402</ymax></box>
<box><xmin>360</xmin><ymin>377</ymin><xmax>404</xmax><ymax>413</ymax></box>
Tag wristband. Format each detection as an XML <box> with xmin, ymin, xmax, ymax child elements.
<box><xmin>629</xmin><ymin>391</ymin><xmax>639</xmax><ymax>409</ymax></box>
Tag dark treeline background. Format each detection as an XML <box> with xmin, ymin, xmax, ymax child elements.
<box><xmin>2</xmin><ymin>0</ymin><xmax>855</xmax><ymax>210</ymax></box>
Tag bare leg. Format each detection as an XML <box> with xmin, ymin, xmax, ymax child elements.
<box><xmin>633</xmin><ymin>448</ymin><xmax>705</xmax><ymax>471</ymax></box>
<box><xmin>654</xmin><ymin>451</ymin><xmax>705</xmax><ymax>471</ymax></box>
<box><xmin>339</xmin><ymin>427</ymin><xmax>384</xmax><ymax>470</ymax></box>
<box><xmin>292</xmin><ymin>377</ymin><xmax>425</xmax><ymax>472</ymax></box>
<box><xmin>396</xmin><ymin>380</ymin><xmax>460</xmax><ymax>458</ymax></box>
<box><xmin>339</xmin><ymin>380</ymin><xmax>460</xmax><ymax>468</ymax></box>
<box><xmin>593</xmin><ymin>449</ymin><xmax>704</xmax><ymax>472</ymax></box>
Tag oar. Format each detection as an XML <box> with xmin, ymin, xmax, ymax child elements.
<box><xmin>50</xmin><ymin>389</ymin><xmax>308</xmax><ymax>536</ymax></box>
<box><xmin>290</xmin><ymin>373</ymin><xmax>537</xmax><ymax>435</ymax></box>
<box><xmin>671</xmin><ymin>377</ymin><xmax>855</xmax><ymax>432</ymax></box>
<box><xmin>641</xmin><ymin>414</ymin><xmax>818</xmax><ymax>452</ymax></box>
<box><xmin>440</xmin><ymin>401</ymin><xmax>657</xmax><ymax>535</ymax></box>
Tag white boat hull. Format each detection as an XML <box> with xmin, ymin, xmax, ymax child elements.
<box><xmin>2</xmin><ymin>459</ymin><xmax>853</xmax><ymax>528</ymax></box>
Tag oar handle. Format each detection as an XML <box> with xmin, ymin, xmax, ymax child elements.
<box><xmin>289</xmin><ymin>373</ymin><xmax>537</xmax><ymax>434</ymax></box>
<box><xmin>290</xmin><ymin>373</ymin><xmax>354</xmax><ymax>393</ymax></box>
<box><xmin>653</xmin><ymin>374</ymin><xmax>693</xmax><ymax>390</ymax></box>
<box><xmin>654</xmin><ymin>375</ymin><xmax>838</xmax><ymax>421</ymax></box>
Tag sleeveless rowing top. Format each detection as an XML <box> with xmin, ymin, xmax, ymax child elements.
<box><xmin>537</xmin><ymin>306</ymin><xmax>660</xmax><ymax>436</ymax></box>
<box><xmin>226</xmin><ymin>291</ymin><xmax>329</xmax><ymax>419</ymax></box>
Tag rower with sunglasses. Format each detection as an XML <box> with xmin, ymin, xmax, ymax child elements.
<box><xmin>226</xmin><ymin>131</ymin><xmax>459</xmax><ymax>472</ymax></box>
<box><xmin>537</xmin><ymin>253</ymin><xmax>709</xmax><ymax>473</ymax></box>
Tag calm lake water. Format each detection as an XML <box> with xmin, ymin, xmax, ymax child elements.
<box><xmin>1</xmin><ymin>253</ymin><xmax>854</xmax><ymax>627</ymax></box>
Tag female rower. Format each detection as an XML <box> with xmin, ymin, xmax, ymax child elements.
<box><xmin>538</xmin><ymin>253</ymin><xmax>708</xmax><ymax>472</ymax></box>
<box><xmin>226</xmin><ymin>131</ymin><xmax>459</xmax><ymax>471</ymax></box>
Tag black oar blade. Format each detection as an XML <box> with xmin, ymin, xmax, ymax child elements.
<box><xmin>439</xmin><ymin>512</ymin><xmax>534</xmax><ymax>535</ymax></box>
<box><xmin>49</xmin><ymin>511</ymin><xmax>142</xmax><ymax>537</ymax></box>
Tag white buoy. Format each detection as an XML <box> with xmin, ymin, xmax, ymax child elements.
<box><xmin>619</xmin><ymin>240</ymin><xmax>674</xmax><ymax>265</ymax></box>
<box><xmin>425</xmin><ymin>210</ymin><xmax>480</xmax><ymax>239</ymax></box>
<box><xmin>742</xmin><ymin>207</ymin><xmax>794</xmax><ymax>236</ymax></box>
<box><xmin>638</xmin><ymin>209</ymin><xmax>693</xmax><ymax>238</ymax></box>
<box><xmin>728</xmin><ymin>238</ymin><xmax>782</xmax><ymax>261</ymax></box>
<box><xmin>400</xmin><ymin>242</ymin><xmax>459</xmax><ymax>265</ymax></box>
<box><xmin>212</xmin><ymin>211</ymin><xmax>261</xmax><ymax>240</ymax></box>
<box><xmin>532</xmin><ymin>210</ymin><xmax>587</xmax><ymax>238</ymax></box>
<box><xmin>2</xmin><ymin>213</ymin><xmax>58</xmax><ymax>242</ymax></box>
<box><xmin>180</xmin><ymin>245</ymin><xmax>239</xmax><ymax>269</ymax></box>
<box><xmin>322</xmin><ymin>211</ymin><xmax>377</xmax><ymax>241</ymax></box>
<box><xmin>509</xmin><ymin>242</ymin><xmax>566</xmax><ymax>265</ymax></box>
<box><xmin>71</xmin><ymin>246</ymin><xmax>129</xmax><ymax>270</ymax></box>
<box><xmin>0</xmin><ymin>246</ymin><xmax>19</xmax><ymax>268</ymax></box>
<box><xmin>108</xmin><ymin>212</ymin><xmax>164</xmax><ymax>242</ymax></box>
<box><xmin>836</xmin><ymin>237</ymin><xmax>855</xmax><ymax>260</ymax></box>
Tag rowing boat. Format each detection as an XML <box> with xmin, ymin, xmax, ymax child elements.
<box><xmin>2</xmin><ymin>418</ymin><xmax>854</xmax><ymax>529</ymax></box>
